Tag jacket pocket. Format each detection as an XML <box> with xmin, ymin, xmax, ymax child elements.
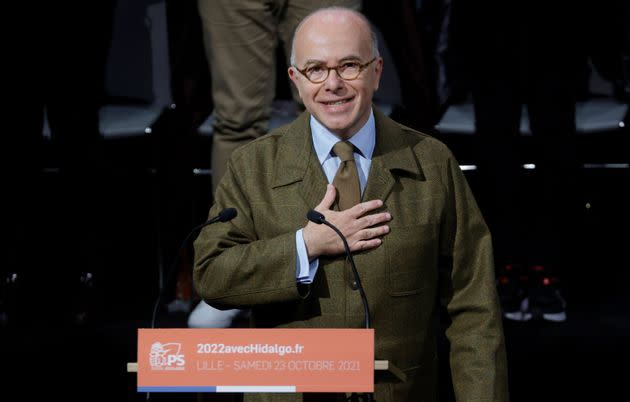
<box><xmin>386</xmin><ymin>224</ymin><xmax>439</xmax><ymax>296</ymax></box>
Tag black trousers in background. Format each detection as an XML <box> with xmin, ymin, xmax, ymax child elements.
<box><xmin>468</xmin><ymin>1</ymin><xmax>583</xmax><ymax>270</ymax></box>
<box><xmin>5</xmin><ymin>1</ymin><xmax>117</xmax><ymax>325</ymax></box>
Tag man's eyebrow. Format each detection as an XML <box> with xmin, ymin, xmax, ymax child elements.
<box><xmin>339</xmin><ymin>55</ymin><xmax>362</xmax><ymax>62</ymax></box>
<box><xmin>300</xmin><ymin>55</ymin><xmax>363</xmax><ymax>66</ymax></box>
<box><xmin>301</xmin><ymin>59</ymin><xmax>325</xmax><ymax>67</ymax></box>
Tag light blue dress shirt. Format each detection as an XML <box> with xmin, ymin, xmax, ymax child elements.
<box><xmin>295</xmin><ymin>110</ymin><xmax>376</xmax><ymax>283</ymax></box>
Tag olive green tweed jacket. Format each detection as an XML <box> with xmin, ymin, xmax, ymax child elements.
<box><xmin>193</xmin><ymin>108</ymin><xmax>509</xmax><ymax>402</ymax></box>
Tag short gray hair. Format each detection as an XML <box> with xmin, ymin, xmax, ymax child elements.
<box><xmin>289</xmin><ymin>7</ymin><xmax>380</xmax><ymax>67</ymax></box>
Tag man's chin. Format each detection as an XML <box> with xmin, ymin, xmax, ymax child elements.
<box><xmin>320</xmin><ymin>119</ymin><xmax>353</xmax><ymax>136</ymax></box>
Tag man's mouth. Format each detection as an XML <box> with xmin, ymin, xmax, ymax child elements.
<box><xmin>321</xmin><ymin>97</ymin><xmax>353</xmax><ymax>106</ymax></box>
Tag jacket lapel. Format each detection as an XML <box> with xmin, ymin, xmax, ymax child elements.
<box><xmin>363</xmin><ymin>108</ymin><xmax>424</xmax><ymax>203</ymax></box>
<box><xmin>271</xmin><ymin>111</ymin><xmax>328</xmax><ymax>209</ymax></box>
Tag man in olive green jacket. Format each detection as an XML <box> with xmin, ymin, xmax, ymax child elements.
<box><xmin>194</xmin><ymin>7</ymin><xmax>508</xmax><ymax>402</ymax></box>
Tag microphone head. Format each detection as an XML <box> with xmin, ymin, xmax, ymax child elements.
<box><xmin>218</xmin><ymin>208</ymin><xmax>237</xmax><ymax>222</ymax></box>
<box><xmin>306</xmin><ymin>209</ymin><xmax>325</xmax><ymax>224</ymax></box>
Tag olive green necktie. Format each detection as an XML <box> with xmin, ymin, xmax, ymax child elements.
<box><xmin>332</xmin><ymin>141</ymin><xmax>360</xmax><ymax>211</ymax></box>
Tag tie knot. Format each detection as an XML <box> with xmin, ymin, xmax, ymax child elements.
<box><xmin>333</xmin><ymin>141</ymin><xmax>355</xmax><ymax>162</ymax></box>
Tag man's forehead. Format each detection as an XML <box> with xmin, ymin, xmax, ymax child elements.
<box><xmin>301</xmin><ymin>54</ymin><xmax>363</xmax><ymax>65</ymax></box>
<box><xmin>297</xmin><ymin>10</ymin><xmax>368</xmax><ymax>44</ymax></box>
<box><xmin>295</xmin><ymin>25</ymin><xmax>370</xmax><ymax>63</ymax></box>
<box><xmin>301</xmin><ymin>9</ymin><xmax>361</xmax><ymax>29</ymax></box>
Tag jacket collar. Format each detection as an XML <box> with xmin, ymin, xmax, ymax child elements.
<box><xmin>271</xmin><ymin>107</ymin><xmax>423</xmax><ymax>207</ymax></box>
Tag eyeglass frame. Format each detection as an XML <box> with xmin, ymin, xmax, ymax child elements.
<box><xmin>292</xmin><ymin>57</ymin><xmax>378</xmax><ymax>84</ymax></box>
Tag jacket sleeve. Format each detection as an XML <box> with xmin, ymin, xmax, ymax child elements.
<box><xmin>192</xmin><ymin>158</ymin><xmax>308</xmax><ymax>310</ymax></box>
<box><xmin>438</xmin><ymin>151</ymin><xmax>509</xmax><ymax>401</ymax></box>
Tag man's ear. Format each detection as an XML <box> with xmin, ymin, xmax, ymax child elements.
<box><xmin>288</xmin><ymin>66</ymin><xmax>299</xmax><ymax>85</ymax></box>
<box><xmin>373</xmin><ymin>57</ymin><xmax>384</xmax><ymax>91</ymax></box>
<box><xmin>288</xmin><ymin>67</ymin><xmax>302</xmax><ymax>96</ymax></box>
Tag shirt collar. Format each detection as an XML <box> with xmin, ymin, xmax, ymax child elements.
<box><xmin>310</xmin><ymin>110</ymin><xmax>376</xmax><ymax>165</ymax></box>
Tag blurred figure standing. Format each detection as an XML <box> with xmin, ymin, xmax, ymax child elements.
<box><xmin>467</xmin><ymin>0</ymin><xmax>583</xmax><ymax>322</ymax></box>
<box><xmin>363</xmin><ymin>0</ymin><xmax>442</xmax><ymax>133</ymax></box>
<box><xmin>4</xmin><ymin>1</ymin><xmax>117</xmax><ymax>327</ymax></box>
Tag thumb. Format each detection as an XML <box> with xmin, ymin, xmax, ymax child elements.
<box><xmin>315</xmin><ymin>184</ymin><xmax>336</xmax><ymax>211</ymax></box>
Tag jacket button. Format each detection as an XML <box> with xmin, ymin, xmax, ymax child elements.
<box><xmin>350</xmin><ymin>280</ymin><xmax>359</xmax><ymax>290</ymax></box>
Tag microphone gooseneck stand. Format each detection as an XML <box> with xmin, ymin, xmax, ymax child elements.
<box><xmin>150</xmin><ymin>207</ymin><xmax>237</xmax><ymax>329</ymax></box>
<box><xmin>147</xmin><ymin>208</ymin><xmax>237</xmax><ymax>402</ymax></box>
<box><xmin>307</xmin><ymin>210</ymin><xmax>374</xmax><ymax>402</ymax></box>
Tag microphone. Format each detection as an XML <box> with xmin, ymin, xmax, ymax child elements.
<box><xmin>150</xmin><ymin>208</ymin><xmax>237</xmax><ymax>328</ymax></box>
<box><xmin>306</xmin><ymin>210</ymin><xmax>371</xmax><ymax>329</ymax></box>
<box><xmin>308</xmin><ymin>210</ymin><xmax>375</xmax><ymax>402</ymax></box>
<box><xmin>209</xmin><ymin>207</ymin><xmax>237</xmax><ymax>225</ymax></box>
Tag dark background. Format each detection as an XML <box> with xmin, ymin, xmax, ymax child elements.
<box><xmin>2</xmin><ymin>1</ymin><xmax>629</xmax><ymax>401</ymax></box>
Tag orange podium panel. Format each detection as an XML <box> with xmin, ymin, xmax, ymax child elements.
<box><xmin>137</xmin><ymin>328</ymin><xmax>374</xmax><ymax>393</ymax></box>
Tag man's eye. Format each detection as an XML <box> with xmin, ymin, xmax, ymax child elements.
<box><xmin>340</xmin><ymin>62</ymin><xmax>360</xmax><ymax>71</ymax></box>
<box><xmin>306</xmin><ymin>65</ymin><xmax>325</xmax><ymax>75</ymax></box>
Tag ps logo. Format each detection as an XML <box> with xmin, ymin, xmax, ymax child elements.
<box><xmin>149</xmin><ymin>342</ymin><xmax>186</xmax><ymax>370</ymax></box>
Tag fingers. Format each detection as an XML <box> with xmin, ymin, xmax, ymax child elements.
<box><xmin>308</xmin><ymin>191</ymin><xmax>392</xmax><ymax>256</ymax></box>
<box><xmin>356</xmin><ymin>211</ymin><xmax>392</xmax><ymax>229</ymax></box>
<box><xmin>347</xmin><ymin>214</ymin><xmax>391</xmax><ymax>253</ymax></box>
<box><xmin>359</xmin><ymin>223</ymin><xmax>390</xmax><ymax>240</ymax></box>
<box><xmin>316</xmin><ymin>184</ymin><xmax>337</xmax><ymax>212</ymax></box>
<box><xmin>348</xmin><ymin>199</ymin><xmax>384</xmax><ymax>218</ymax></box>
<box><xmin>353</xmin><ymin>238</ymin><xmax>383</xmax><ymax>252</ymax></box>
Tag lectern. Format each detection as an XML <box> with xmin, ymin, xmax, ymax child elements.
<box><xmin>128</xmin><ymin>328</ymin><xmax>406</xmax><ymax>394</ymax></box>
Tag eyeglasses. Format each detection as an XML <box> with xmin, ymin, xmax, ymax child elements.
<box><xmin>293</xmin><ymin>57</ymin><xmax>377</xmax><ymax>84</ymax></box>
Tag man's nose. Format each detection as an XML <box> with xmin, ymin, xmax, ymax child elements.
<box><xmin>323</xmin><ymin>68</ymin><xmax>344</xmax><ymax>90</ymax></box>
